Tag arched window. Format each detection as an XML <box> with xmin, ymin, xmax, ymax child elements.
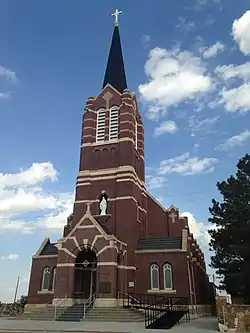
<box><xmin>96</xmin><ymin>108</ymin><xmax>106</xmax><ymax>142</ymax></box>
<box><xmin>52</xmin><ymin>267</ymin><xmax>56</xmax><ymax>291</ymax></box>
<box><xmin>109</xmin><ymin>105</ymin><xmax>119</xmax><ymax>140</ymax></box>
<box><xmin>41</xmin><ymin>267</ymin><xmax>51</xmax><ymax>291</ymax></box>
<box><xmin>150</xmin><ymin>264</ymin><xmax>159</xmax><ymax>290</ymax></box>
<box><xmin>163</xmin><ymin>263</ymin><xmax>173</xmax><ymax>290</ymax></box>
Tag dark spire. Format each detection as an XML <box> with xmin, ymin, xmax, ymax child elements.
<box><xmin>102</xmin><ymin>23</ymin><xmax>127</xmax><ymax>93</ymax></box>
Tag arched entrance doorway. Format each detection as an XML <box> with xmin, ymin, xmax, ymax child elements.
<box><xmin>73</xmin><ymin>249</ymin><xmax>97</xmax><ymax>302</ymax></box>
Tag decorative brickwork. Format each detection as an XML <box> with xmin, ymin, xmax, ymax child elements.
<box><xmin>26</xmin><ymin>20</ymin><xmax>214</xmax><ymax>310</ymax></box>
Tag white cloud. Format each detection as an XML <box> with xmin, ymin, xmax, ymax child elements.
<box><xmin>0</xmin><ymin>92</ymin><xmax>11</xmax><ymax>100</ymax></box>
<box><xmin>0</xmin><ymin>162</ymin><xmax>74</xmax><ymax>233</ymax></box>
<box><xmin>214</xmin><ymin>62</ymin><xmax>250</xmax><ymax>113</ymax></box>
<box><xmin>176</xmin><ymin>17</ymin><xmax>196</xmax><ymax>31</ymax></box>
<box><xmin>0</xmin><ymin>162</ymin><xmax>57</xmax><ymax>188</ymax></box>
<box><xmin>215</xmin><ymin>62</ymin><xmax>250</xmax><ymax>82</ymax></box>
<box><xmin>232</xmin><ymin>10</ymin><xmax>250</xmax><ymax>55</ymax></box>
<box><xmin>142</xmin><ymin>35</ymin><xmax>151</xmax><ymax>47</ymax></box>
<box><xmin>201</xmin><ymin>42</ymin><xmax>225</xmax><ymax>59</ymax></box>
<box><xmin>159</xmin><ymin>152</ymin><xmax>217</xmax><ymax>176</ymax></box>
<box><xmin>216</xmin><ymin>130</ymin><xmax>250</xmax><ymax>151</ymax></box>
<box><xmin>138</xmin><ymin>47</ymin><xmax>214</xmax><ymax>120</ymax></box>
<box><xmin>181</xmin><ymin>212</ymin><xmax>210</xmax><ymax>245</ymax></box>
<box><xmin>146</xmin><ymin>175</ymin><xmax>167</xmax><ymax>189</ymax></box>
<box><xmin>189</xmin><ymin>116</ymin><xmax>219</xmax><ymax>135</ymax></box>
<box><xmin>193</xmin><ymin>143</ymin><xmax>200</xmax><ymax>151</ymax></box>
<box><xmin>0</xmin><ymin>253</ymin><xmax>19</xmax><ymax>261</ymax></box>
<box><xmin>154</xmin><ymin>120</ymin><xmax>178</xmax><ymax>136</ymax></box>
<box><xmin>0</xmin><ymin>65</ymin><xmax>17</xmax><ymax>83</ymax></box>
<box><xmin>219</xmin><ymin>83</ymin><xmax>250</xmax><ymax>113</ymax></box>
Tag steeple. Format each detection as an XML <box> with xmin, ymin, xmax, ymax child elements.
<box><xmin>102</xmin><ymin>10</ymin><xmax>127</xmax><ymax>93</ymax></box>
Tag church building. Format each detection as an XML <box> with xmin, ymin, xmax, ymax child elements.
<box><xmin>26</xmin><ymin>12</ymin><xmax>213</xmax><ymax>310</ymax></box>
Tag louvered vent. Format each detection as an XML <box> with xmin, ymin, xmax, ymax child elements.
<box><xmin>109</xmin><ymin>106</ymin><xmax>119</xmax><ymax>140</ymax></box>
<box><xmin>96</xmin><ymin>108</ymin><xmax>106</xmax><ymax>142</ymax></box>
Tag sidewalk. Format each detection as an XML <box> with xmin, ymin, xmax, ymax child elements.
<box><xmin>0</xmin><ymin>317</ymin><xmax>218</xmax><ymax>333</ymax></box>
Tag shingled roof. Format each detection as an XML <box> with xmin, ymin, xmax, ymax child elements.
<box><xmin>137</xmin><ymin>237</ymin><xmax>182</xmax><ymax>251</ymax></box>
<box><xmin>40</xmin><ymin>242</ymin><xmax>58</xmax><ymax>256</ymax></box>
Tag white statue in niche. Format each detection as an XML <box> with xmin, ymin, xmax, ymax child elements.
<box><xmin>99</xmin><ymin>196</ymin><xmax>107</xmax><ymax>215</ymax></box>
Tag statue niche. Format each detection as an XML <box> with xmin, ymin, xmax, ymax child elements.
<box><xmin>99</xmin><ymin>191</ymin><xmax>108</xmax><ymax>216</ymax></box>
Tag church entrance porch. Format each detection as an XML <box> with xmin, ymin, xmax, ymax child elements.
<box><xmin>73</xmin><ymin>249</ymin><xmax>97</xmax><ymax>303</ymax></box>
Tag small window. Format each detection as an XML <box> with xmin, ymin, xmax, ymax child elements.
<box><xmin>41</xmin><ymin>267</ymin><xmax>51</xmax><ymax>291</ymax></box>
<box><xmin>96</xmin><ymin>108</ymin><xmax>106</xmax><ymax>142</ymax></box>
<box><xmin>109</xmin><ymin>106</ymin><xmax>119</xmax><ymax>140</ymax></box>
<box><xmin>150</xmin><ymin>264</ymin><xmax>159</xmax><ymax>290</ymax></box>
<box><xmin>163</xmin><ymin>263</ymin><xmax>173</xmax><ymax>290</ymax></box>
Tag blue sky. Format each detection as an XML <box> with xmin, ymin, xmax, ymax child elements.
<box><xmin>0</xmin><ymin>0</ymin><xmax>250</xmax><ymax>301</ymax></box>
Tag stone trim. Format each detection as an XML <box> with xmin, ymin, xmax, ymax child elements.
<box><xmin>135</xmin><ymin>249</ymin><xmax>186</xmax><ymax>254</ymax></box>
<box><xmin>182</xmin><ymin>229</ymin><xmax>188</xmax><ymax>251</ymax></box>
<box><xmin>81</xmin><ymin>137</ymin><xmax>134</xmax><ymax>148</ymax></box>
<box><xmin>57</xmin><ymin>263</ymin><xmax>75</xmax><ymax>267</ymax></box>
<box><xmin>32</xmin><ymin>254</ymin><xmax>58</xmax><ymax>259</ymax></box>
<box><xmin>62</xmin><ymin>212</ymin><xmax>127</xmax><ymax>247</ymax></box>
<box><xmin>34</xmin><ymin>238</ymin><xmax>50</xmax><ymax>256</ymax></box>
<box><xmin>166</xmin><ymin>205</ymin><xmax>178</xmax><ymax>212</ymax></box>
<box><xmin>118</xmin><ymin>265</ymin><xmax>136</xmax><ymax>270</ymax></box>
<box><xmin>102</xmin><ymin>83</ymin><xmax>122</xmax><ymax>96</ymax></box>
<box><xmin>96</xmin><ymin>244</ymin><xmax>118</xmax><ymax>257</ymax></box>
<box><xmin>77</xmin><ymin>175</ymin><xmax>146</xmax><ymax>193</ymax></box>
<box><xmin>147</xmin><ymin>289</ymin><xmax>177</xmax><ymax>294</ymax></box>
<box><xmin>75</xmin><ymin>196</ymin><xmax>147</xmax><ymax>214</ymax></box>
<box><xmin>37</xmin><ymin>290</ymin><xmax>54</xmax><ymax>295</ymax></box>
<box><xmin>60</xmin><ymin>247</ymin><xmax>76</xmax><ymax>258</ymax></box>
<box><xmin>146</xmin><ymin>192</ymin><xmax>167</xmax><ymax>212</ymax></box>
<box><xmin>56</xmin><ymin>262</ymin><xmax>136</xmax><ymax>270</ymax></box>
<box><xmin>77</xmin><ymin>165</ymin><xmax>145</xmax><ymax>186</ymax></box>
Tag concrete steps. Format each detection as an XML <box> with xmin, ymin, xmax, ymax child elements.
<box><xmin>11</xmin><ymin>306</ymin><xmax>65</xmax><ymax>321</ymax></box>
<box><xmin>56</xmin><ymin>304</ymin><xmax>85</xmax><ymax>322</ymax></box>
<box><xmin>84</xmin><ymin>307</ymin><xmax>145</xmax><ymax>322</ymax></box>
<box><xmin>10</xmin><ymin>305</ymin><xmax>145</xmax><ymax>322</ymax></box>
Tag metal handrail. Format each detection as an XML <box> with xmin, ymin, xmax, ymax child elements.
<box><xmin>54</xmin><ymin>294</ymin><xmax>67</xmax><ymax>320</ymax></box>
<box><xmin>119</xmin><ymin>292</ymin><xmax>140</xmax><ymax>305</ymax></box>
<box><xmin>83</xmin><ymin>293</ymin><xmax>96</xmax><ymax>320</ymax></box>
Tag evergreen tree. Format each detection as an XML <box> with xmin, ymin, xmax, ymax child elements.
<box><xmin>208</xmin><ymin>154</ymin><xmax>250</xmax><ymax>304</ymax></box>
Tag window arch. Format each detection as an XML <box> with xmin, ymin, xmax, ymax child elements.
<box><xmin>41</xmin><ymin>267</ymin><xmax>51</xmax><ymax>291</ymax></box>
<box><xmin>109</xmin><ymin>105</ymin><xmax>119</xmax><ymax>141</ymax></box>
<box><xmin>150</xmin><ymin>263</ymin><xmax>159</xmax><ymax>290</ymax></box>
<box><xmin>163</xmin><ymin>263</ymin><xmax>173</xmax><ymax>290</ymax></box>
<box><xmin>96</xmin><ymin>108</ymin><xmax>106</xmax><ymax>142</ymax></box>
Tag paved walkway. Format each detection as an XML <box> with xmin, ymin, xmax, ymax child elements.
<box><xmin>0</xmin><ymin>317</ymin><xmax>218</xmax><ymax>333</ymax></box>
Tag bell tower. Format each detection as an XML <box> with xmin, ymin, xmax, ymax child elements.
<box><xmin>67</xmin><ymin>11</ymin><xmax>146</xmax><ymax>254</ymax></box>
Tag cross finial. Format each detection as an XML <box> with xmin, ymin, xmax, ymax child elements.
<box><xmin>112</xmin><ymin>9</ymin><xmax>122</xmax><ymax>27</ymax></box>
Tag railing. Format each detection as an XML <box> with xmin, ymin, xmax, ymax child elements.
<box><xmin>120</xmin><ymin>292</ymin><xmax>189</xmax><ymax>329</ymax></box>
<box><xmin>123</xmin><ymin>292</ymin><xmax>185</xmax><ymax>309</ymax></box>
<box><xmin>144</xmin><ymin>296</ymin><xmax>189</xmax><ymax>328</ymax></box>
<box><xmin>54</xmin><ymin>295</ymin><xmax>67</xmax><ymax>320</ymax></box>
<box><xmin>83</xmin><ymin>293</ymin><xmax>96</xmax><ymax>320</ymax></box>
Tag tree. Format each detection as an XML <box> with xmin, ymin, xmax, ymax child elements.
<box><xmin>17</xmin><ymin>295</ymin><xmax>28</xmax><ymax>309</ymax></box>
<box><xmin>208</xmin><ymin>154</ymin><xmax>250</xmax><ymax>304</ymax></box>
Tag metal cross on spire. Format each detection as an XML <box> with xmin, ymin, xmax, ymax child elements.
<box><xmin>112</xmin><ymin>9</ymin><xmax>122</xmax><ymax>26</ymax></box>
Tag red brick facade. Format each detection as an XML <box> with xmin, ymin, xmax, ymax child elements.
<box><xmin>26</xmin><ymin>26</ymin><xmax>213</xmax><ymax>309</ymax></box>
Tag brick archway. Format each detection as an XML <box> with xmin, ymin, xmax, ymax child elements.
<box><xmin>73</xmin><ymin>248</ymin><xmax>97</xmax><ymax>302</ymax></box>
<box><xmin>53</xmin><ymin>212</ymin><xmax>127</xmax><ymax>306</ymax></box>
